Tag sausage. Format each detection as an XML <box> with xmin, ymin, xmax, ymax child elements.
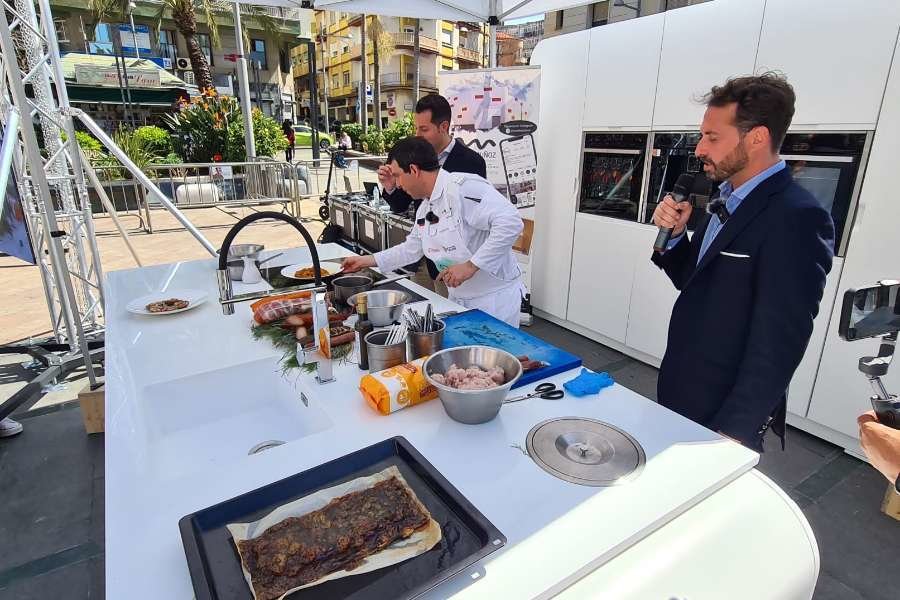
<box><xmin>293</xmin><ymin>326</ymin><xmax>309</xmax><ymax>341</ymax></box>
<box><xmin>297</xmin><ymin>326</ymin><xmax>355</xmax><ymax>348</ymax></box>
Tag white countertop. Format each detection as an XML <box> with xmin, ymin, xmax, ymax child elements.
<box><xmin>104</xmin><ymin>243</ymin><xmax>762</xmax><ymax>599</ymax></box>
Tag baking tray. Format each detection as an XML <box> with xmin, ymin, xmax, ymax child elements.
<box><xmin>179</xmin><ymin>436</ymin><xmax>506</xmax><ymax>600</ymax></box>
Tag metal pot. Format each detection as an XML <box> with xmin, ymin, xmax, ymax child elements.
<box><xmin>423</xmin><ymin>346</ymin><xmax>523</xmax><ymax>425</ymax></box>
<box><xmin>348</xmin><ymin>290</ymin><xmax>409</xmax><ymax>327</ymax></box>
<box><xmin>332</xmin><ymin>275</ymin><xmax>373</xmax><ymax>306</ymax></box>
<box><xmin>226</xmin><ymin>243</ymin><xmax>264</xmax><ymax>281</ymax></box>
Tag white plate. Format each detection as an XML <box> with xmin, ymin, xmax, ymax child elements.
<box><xmin>280</xmin><ymin>261</ymin><xmax>344</xmax><ymax>280</ymax></box>
<box><xmin>126</xmin><ymin>289</ymin><xmax>208</xmax><ymax>316</ymax></box>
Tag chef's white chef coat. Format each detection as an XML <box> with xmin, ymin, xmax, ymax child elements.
<box><xmin>374</xmin><ymin>169</ymin><xmax>525</xmax><ymax>327</ymax></box>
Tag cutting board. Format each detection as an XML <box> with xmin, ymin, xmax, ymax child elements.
<box><xmin>441</xmin><ymin>310</ymin><xmax>582</xmax><ymax>389</ymax></box>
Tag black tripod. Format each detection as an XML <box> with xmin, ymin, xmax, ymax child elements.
<box><xmin>858</xmin><ymin>331</ymin><xmax>900</xmax><ymax>429</ymax></box>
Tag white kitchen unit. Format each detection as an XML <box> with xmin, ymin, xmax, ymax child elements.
<box><xmin>566</xmin><ymin>215</ymin><xmax>644</xmax><ymax>344</ymax></box>
<box><xmin>653</xmin><ymin>0</ymin><xmax>766</xmax><ymax>129</ymax></box>
<box><xmin>104</xmin><ymin>244</ymin><xmax>819</xmax><ymax>599</ymax></box>
<box><xmin>755</xmin><ymin>0</ymin><xmax>900</xmax><ymax>128</ymax></box>
<box><xmin>581</xmin><ymin>13</ymin><xmax>664</xmax><ymax>129</ymax></box>
<box><xmin>531</xmin><ymin>1</ymin><xmax>900</xmax><ymax>455</ymax></box>
<box><xmin>529</xmin><ymin>30</ymin><xmax>591</xmax><ymax>319</ymax></box>
<box><xmin>804</xmin><ymin>28</ymin><xmax>900</xmax><ymax>446</ymax></box>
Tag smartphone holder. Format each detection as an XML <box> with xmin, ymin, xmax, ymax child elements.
<box><xmin>858</xmin><ymin>331</ymin><xmax>900</xmax><ymax>429</ymax></box>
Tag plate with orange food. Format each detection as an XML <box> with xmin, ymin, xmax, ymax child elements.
<box><xmin>280</xmin><ymin>261</ymin><xmax>344</xmax><ymax>282</ymax></box>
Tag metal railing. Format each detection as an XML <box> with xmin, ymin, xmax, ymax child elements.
<box><xmin>380</xmin><ymin>72</ymin><xmax>437</xmax><ymax>89</ymax></box>
<box><xmin>457</xmin><ymin>45</ymin><xmax>482</xmax><ymax>62</ymax></box>
<box><xmin>88</xmin><ymin>160</ymin><xmax>306</xmax><ymax>233</ymax></box>
<box><xmin>391</xmin><ymin>32</ymin><xmax>439</xmax><ymax>52</ymax></box>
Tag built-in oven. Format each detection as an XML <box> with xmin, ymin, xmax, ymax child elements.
<box><xmin>644</xmin><ymin>132</ymin><xmax>714</xmax><ymax>232</ymax></box>
<box><xmin>578</xmin><ymin>133</ymin><xmax>649</xmax><ymax>221</ymax></box>
<box><xmin>643</xmin><ymin>131</ymin><xmax>871</xmax><ymax>256</ymax></box>
<box><xmin>780</xmin><ymin>132</ymin><xmax>871</xmax><ymax>256</ymax></box>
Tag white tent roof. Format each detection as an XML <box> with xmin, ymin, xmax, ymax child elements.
<box><xmin>312</xmin><ymin>0</ymin><xmax>586</xmax><ymax>22</ymax></box>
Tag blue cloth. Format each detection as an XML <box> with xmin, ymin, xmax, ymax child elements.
<box><xmin>665</xmin><ymin>161</ymin><xmax>787</xmax><ymax>256</ymax></box>
<box><xmin>563</xmin><ymin>369</ymin><xmax>614</xmax><ymax>396</ymax></box>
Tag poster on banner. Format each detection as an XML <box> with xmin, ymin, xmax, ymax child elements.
<box><xmin>0</xmin><ymin>168</ymin><xmax>36</xmax><ymax>265</ymax></box>
<box><xmin>439</xmin><ymin>66</ymin><xmax>540</xmax><ymax>208</ymax></box>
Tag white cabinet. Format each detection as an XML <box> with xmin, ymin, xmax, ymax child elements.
<box><xmin>785</xmin><ymin>260</ymin><xmax>843</xmax><ymax>417</ymax></box>
<box><xmin>625</xmin><ymin>227</ymin><xmax>680</xmax><ymax>361</ymax></box>
<box><xmin>567</xmin><ymin>216</ymin><xmax>644</xmax><ymax>343</ymax></box>
<box><xmin>653</xmin><ymin>0</ymin><xmax>765</xmax><ymax>128</ymax></box>
<box><xmin>530</xmin><ymin>31</ymin><xmax>591</xmax><ymax>319</ymax></box>
<box><xmin>582</xmin><ymin>14</ymin><xmax>664</xmax><ymax>129</ymax></box>
<box><xmin>806</xmin><ymin>34</ymin><xmax>900</xmax><ymax>441</ymax></box>
<box><xmin>755</xmin><ymin>0</ymin><xmax>900</xmax><ymax>127</ymax></box>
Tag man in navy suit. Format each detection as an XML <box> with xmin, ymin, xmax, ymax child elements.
<box><xmin>651</xmin><ymin>73</ymin><xmax>834</xmax><ymax>451</ymax></box>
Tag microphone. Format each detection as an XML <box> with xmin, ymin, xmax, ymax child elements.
<box><xmin>653</xmin><ymin>173</ymin><xmax>697</xmax><ymax>253</ymax></box>
<box><xmin>707</xmin><ymin>197</ymin><xmax>731</xmax><ymax>223</ymax></box>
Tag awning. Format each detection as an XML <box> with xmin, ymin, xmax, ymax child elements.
<box><xmin>59</xmin><ymin>52</ymin><xmax>199</xmax><ymax>99</ymax></box>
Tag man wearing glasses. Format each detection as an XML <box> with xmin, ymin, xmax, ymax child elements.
<box><xmin>344</xmin><ymin>137</ymin><xmax>524</xmax><ymax>327</ymax></box>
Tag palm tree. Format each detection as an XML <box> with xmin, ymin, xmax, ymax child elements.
<box><xmin>89</xmin><ymin>0</ymin><xmax>281</xmax><ymax>93</ymax></box>
<box><xmin>367</xmin><ymin>17</ymin><xmax>395</xmax><ymax>130</ymax></box>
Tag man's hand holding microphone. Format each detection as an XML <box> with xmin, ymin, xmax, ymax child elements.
<box><xmin>652</xmin><ymin>173</ymin><xmax>696</xmax><ymax>253</ymax></box>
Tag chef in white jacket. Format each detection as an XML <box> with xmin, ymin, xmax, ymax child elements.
<box><xmin>342</xmin><ymin>136</ymin><xmax>525</xmax><ymax>327</ymax></box>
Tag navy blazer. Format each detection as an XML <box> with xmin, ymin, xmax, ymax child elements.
<box><xmin>651</xmin><ymin>167</ymin><xmax>834</xmax><ymax>450</ymax></box>
<box><xmin>384</xmin><ymin>139</ymin><xmax>487</xmax><ymax>278</ymax></box>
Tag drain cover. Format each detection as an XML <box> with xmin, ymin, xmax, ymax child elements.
<box><xmin>525</xmin><ymin>417</ymin><xmax>645</xmax><ymax>486</ymax></box>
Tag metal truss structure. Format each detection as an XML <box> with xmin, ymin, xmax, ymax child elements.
<box><xmin>0</xmin><ymin>0</ymin><xmax>104</xmax><ymax>392</ymax></box>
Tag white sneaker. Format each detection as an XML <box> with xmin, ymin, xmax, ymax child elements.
<box><xmin>0</xmin><ymin>417</ymin><xmax>23</xmax><ymax>438</ymax></box>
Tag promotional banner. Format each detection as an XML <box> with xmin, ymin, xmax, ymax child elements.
<box><xmin>119</xmin><ymin>24</ymin><xmax>152</xmax><ymax>56</ymax></box>
<box><xmin>0</xmin><ymin>169</ymin><xmax>36</xmax><ymax>265</ymax></box>
<box><xmin>439</xmin><ymin>66</ymin><xmax>540</xmax><ymax>208</ymax></box>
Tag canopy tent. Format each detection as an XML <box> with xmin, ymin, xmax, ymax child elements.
<box><xmin>311</xmin><ymin>0</ymin><xmax>585</xmax><ymax>22</ymax></box>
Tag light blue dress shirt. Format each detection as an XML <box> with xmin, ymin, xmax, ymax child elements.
<box><xmin>665</xmin><ymin>160</ymin><xmax>786</xmax><ymax>263</ymax></box>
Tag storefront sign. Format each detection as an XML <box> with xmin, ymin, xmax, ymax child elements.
<box><xmin>74</xmin><ymin>64</ymin><xmax>161</xmax><ymax>88</ymax></box>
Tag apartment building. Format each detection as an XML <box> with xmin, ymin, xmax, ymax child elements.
<box><xmin>49</xmin><ymin>0</ymin><xmax>310</xmax><ymax>126</ymax></box>
<box><xmin>293</xmin><ymin>11</ymin><xmax>489</xmax><ymax>128</ymax></box>
<box><xmin>497</xmin><ymin>19</ymin><xmax>544</xmax><ymax>64</ymax></box>
<box><xmin>544</xmin><ymin>0</ymin><xmax>711</xmax><ymax>38</ymax></box>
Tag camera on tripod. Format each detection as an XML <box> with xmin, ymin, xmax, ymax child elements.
<box><xmin>839</xmin><ymin>280</ymin><xmax>900</xmax><ymax>429</ymax></box>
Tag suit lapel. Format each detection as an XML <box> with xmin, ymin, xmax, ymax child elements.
<box><xmin>684</xmin><ymin>168</ymin><xmax>792</xmax><ymax>288</ymax></box>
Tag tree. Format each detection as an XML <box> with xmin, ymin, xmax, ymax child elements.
<box><xmin>89</xmin><ymin>0</ymin><xmax>281</xmax><ymax>93</ymax></box>
<box><xmin>367</xmin><ymin>17</ymin><xmax>395</xmax><ymax>130</ymax></box>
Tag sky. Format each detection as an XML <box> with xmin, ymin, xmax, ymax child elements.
<box><xmin>506</xmin><ymin>14</ymin><xmax>545</xmax><ymax>24</ymax></box>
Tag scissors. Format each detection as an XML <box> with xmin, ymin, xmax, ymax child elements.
<box><xmin>504</xmin><ymin>382</ymin><xmax>565</xmax><ymax>404</ymax></box>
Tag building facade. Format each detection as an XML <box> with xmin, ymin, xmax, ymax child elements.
<box><xmin>497</xmin><ymin>19</ymin><xmax>544</xmax><ymax>64</ymax></box>
<box><xmin>543</xmin><ymin>0</ymin><xmax>711</xmax><ymax>38</ymax></box>
<box><xmin>49</xmin><ymin>0</ymin><xmax>310</xmax><ymax>126</ymax></box>
<box><xmin>496</xmin><ymin>32</ymin><xmax>526</xmax><ymax>67</ymax></box>
<box><xmin>293</xmin><ymin>11</ymin><xmax>489</xmax><ymax>129</ymax></box>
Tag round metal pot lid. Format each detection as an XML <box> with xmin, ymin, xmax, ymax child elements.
<box><xmin>525</xmin><ymin>417</ymin><xmax>645</xmax><ymax>486</ymax></box>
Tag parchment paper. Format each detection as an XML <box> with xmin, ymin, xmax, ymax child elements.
<box><xmin>226</xmin><ymin>466</ymin><xmax>442</xmax><ymax>599</ymax></box>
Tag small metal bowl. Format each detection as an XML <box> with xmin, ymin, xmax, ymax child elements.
<box><xmin>423</xmin><ymin>346</ymin><xmax>523</xmax><ymax>425</ymax></box>
<box><xmin>332</xmin><ymin>275</ymin><xmax>373</xmax><ymax>306</ymax></box>
<box><xmin>348</xmin><ymin>290</ymin><xmax>409</xmax><ymax>326</ymax></box>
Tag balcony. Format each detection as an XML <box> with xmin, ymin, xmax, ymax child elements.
<box><xmin>380</xmin><ymin>72</ymin><xmax>437</xmax><ymax>90</ymax></box>
<box><xmin>391</xmin><ymin>32</ymin><xmax>439</xmax><ymax>53</ymax></box>
<box><xmin>457</xmin><ymin>46</ymin><xmax>481</xmax><ymax>63</ymax></box>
